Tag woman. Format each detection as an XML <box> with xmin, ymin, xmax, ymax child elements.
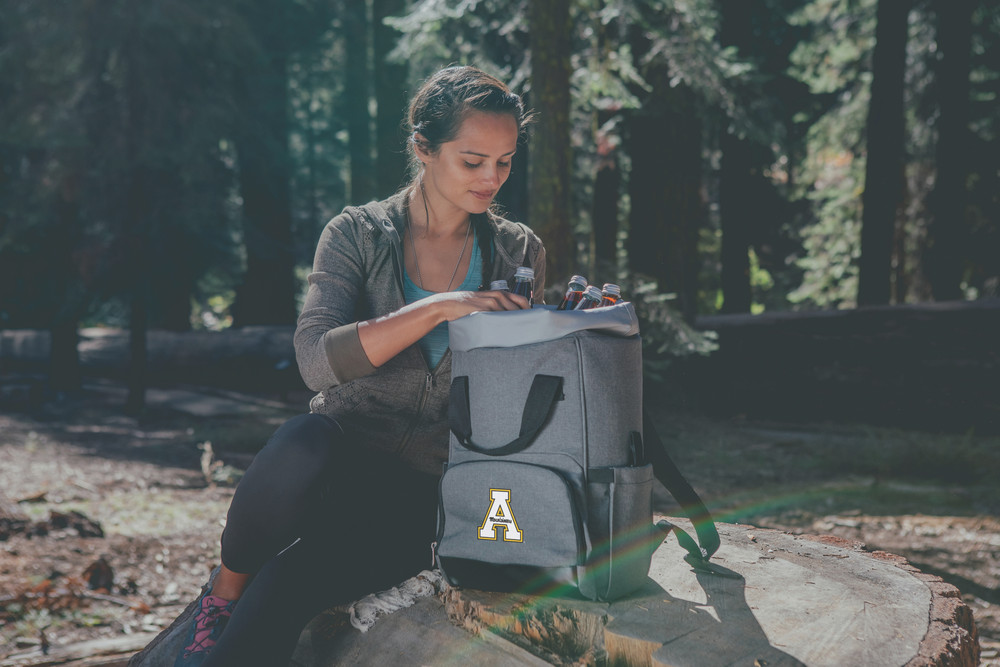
<box><xmin>134</xmin><ymin>65</ymin><xmax>545</xmax><ymax>667</ymax></box>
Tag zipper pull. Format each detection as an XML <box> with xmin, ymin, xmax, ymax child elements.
<box><xmin>430</xmin><ymin>540</ymin><xmax>438</xmax><ymax>568</ymax></box>
<box><xmin>425</xmin><ymin>373</ymin><xmax>434</xmax><ymax>393</ymax></box>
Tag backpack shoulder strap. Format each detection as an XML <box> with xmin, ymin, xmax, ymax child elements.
<box><xmin>642</xmin><ymin>406</ymin><xmax>721</xmax><ymax>569</ymax></box>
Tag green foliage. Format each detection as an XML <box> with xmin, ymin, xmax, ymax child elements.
<box><xmin>963</xmin><ymin>3</ymin><xmax>1000</xmax><ymax>297</ymax></box>
<box><xmin>288</xmin><ymin>27</ymin><xmax>348</xmax><ymax>258</ymax></box>
<box><xmin>785</xmin><ymin>0</ymin><xmax>876</xmax><ymax>309</ymax></box>
<box><xmin>617</xmin><ymin>275</ymin><xmax>718</xmax><ymax>382</ymax></box>
<box><xmin>0</xmin><ymin>0</ymin><xmax>253</xmax><ymax>331</ymax></box>
<box><xmin>386</xmin><ymin>0</ymin><xmax>530</xmax><ymax>86</ymax></box>
<box><xmin>2</xmin><ymin>0</ymin><xmax>1000</xmax><ymax>344</ymax></box>
<box><xmin>787</xmin><ymin>146</ymin><xmax>864</xmax><ymax>308</ymax></box>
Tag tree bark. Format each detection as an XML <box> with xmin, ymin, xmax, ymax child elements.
<box><xmin>625</xmin><ymin>62</ymin><xmax>704</xmax><ymax>323</ymax></box>
<box><xmin>717</xmin><ymin>0</ymin><xmax>757</xmax><ymax>315</ymax></box>
<box><xmin>495</xmin><ymin>132</ymin><xmax>530</xmax><ymax>227</ymax></box>
<box><xmin>124</xmin><ymin>0</ymin><xmax>148</xmax><ymax>414</ymax></box>
<box><xmin>528</xmin><ymin>0</ymin><xmax>573</xmax><ymax>285</ymax></box>
<box><xmin>48</xmin><ymin>172</ymin><xmax>83</xmax><ymax>393</ymax></box>
<box><xmin>343</xmin><ymin>0</ymin><xmax>375</xmax><ymax>204</ymax></box>
<box><xmin>373</xmin><ymin>0</ymin><xmax>409</xmax><ymax>196</ymax></box>
<box><xmin>149</xmin><ymin>171</ymin><xmax>196</xmax><ymax>332</ymax></box>
<box><xmin>232</xmin><ymin>0</ymin><xmax>297</xmax><ymax>326</ymax></box>
<box><xmin>857</xmin><ymin>0</ymin><xmax>910</xmax><ymax>307</ymax></box>
<box><xmin>589</xmin><ymin>4</ymin><xmax>621</xmax><ymax>278</ymax></box>
<box><xmin>591</xmin><ymin>110</ymin><xmax>621</xmax><ymax>277</ymax></box>
<box><xmin>719</xmin><ymin>133</ymin><xmax>754</xmax><ymax>314</ymax></box>
<box><xmin>925</xmin><ymin>0</ymin><xmax>973</xmax><ymax>302</ymax></box>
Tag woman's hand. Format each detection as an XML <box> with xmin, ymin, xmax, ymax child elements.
<box><xmin>425</xmin><ymin>289</ymin><xmax>530</xmax><ymax>321</ymax></box>
<box><xmin>356</xmin><ymin>289</ymin><xmax>529</xmax><ymax>368</ymax></box>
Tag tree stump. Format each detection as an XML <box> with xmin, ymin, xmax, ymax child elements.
<box><xmin>441</xmin><ymin>520</ymin><xmax>980</xmax><ymax>666</ymax></box>
<box><xmin>302</xmin><ymin>520</ymin><xmax>979</xmax><ymax>666</ymax></box>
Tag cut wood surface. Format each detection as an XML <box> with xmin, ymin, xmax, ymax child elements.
<box><xmin>296</xmin><ymin>600</ymin><xmax>549</xmax><ymax>666</ymax></box>
<box><xmin>296</xmin><ymin>520</ymin><xmax>978</xmax><ymax>666</ymax></box>
<box><xmin>441</xmin><ymin>520</ymin><xmax>979</xmax><ymax>666</ymax></box>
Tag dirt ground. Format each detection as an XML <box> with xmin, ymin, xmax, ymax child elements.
<box><xmin>1</xmin><ymin>378</ymin><xmax>997</xmax><ymax>665</ymax></box>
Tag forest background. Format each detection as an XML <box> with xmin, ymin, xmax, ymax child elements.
<box><xmin>1</xmin><ymin>1</ymin><xmax>999</xmax><ymax>661</ymax></box>
<box><xmin>0</xmin><ymin>0</ymin><xmax>998</xmax><ymax>412</ymax></box>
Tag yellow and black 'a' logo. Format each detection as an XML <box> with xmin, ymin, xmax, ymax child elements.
<box><xmin>478</xmin><ymin>488</ymin><xmax>523</xmax><ymax>542</ymax></box>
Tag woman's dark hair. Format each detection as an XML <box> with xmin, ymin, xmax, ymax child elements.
<box><xmin>406</xmin><ymin>65</ymin><xmax>532</xmax><ymax>178</ymax></box>
<box><xmin>406</xmin><ymin>65</ymin><xmax>533</xmax><ymax>288</ymax></box>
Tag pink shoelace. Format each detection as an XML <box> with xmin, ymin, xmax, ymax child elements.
<box><xmin>183</xmin><ymin>594</ymin><xmax>234</xmax><ymax>656</ymax></box>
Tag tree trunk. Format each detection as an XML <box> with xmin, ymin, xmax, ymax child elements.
<box><xmin>719</xmin><ymin>133</ymin><xmax>753</xmax><ymax>314</ymax></box>
<box><xmin>343</xmin><ymin>0</ymin><xmax>375</xmax><ymax>204</ymax></box>
<box><xmin>925</xmin><ymin>0</ymin><xmax>973</xmax><ymax>302</ymax></box>
<box><xmin>857</xmin><ymin>0</ymin><xmax>910</xmax><ymax>307</ymax></box>
<box><xmin>232</xmin><ymin>0</ymin><xmax>297</xmax><ymax>326</ymax></box>
<box><xmin>373</xmin><ymin>0</ymin><xmax>409</xmax><ymax>196</ymax></box>
<box><xmin>528</xmin><ymin>0</ymin><xmax>573</xmax><ymax>286</ymax></box>
<box><xmin>126</xmin><ymin>279</ymin><xmax>148</xmax><ymax>415</ymax></box>
<box><xmin>625</xmin><ymin>64</ymin><xmax>704</xmax><ymax>323</ymax></box>
<box><xmin>591</xmin><ymin>110</ymin><xmax>621</xmax><ymax>278</ymax></box>
<box><xmin>589</xmin><ymin>4</ymin><xmax>621</xmax><ymax>279</ymax></box>
<box><xmin>495</xmin><ymin>132</ymin><xmax>530</xmax><ymax>226</ymax></box>
<box><xmin>150</xmin><ymin>171</ymin><xmax>195</xmax><ymax>332</ymax></box>
<box><xmin>717</xmin><ymin>0</ymin><xmax>757</xmax><ymax>315</ymax></box>
<box><xmin>48</xmin><ymin>173</ymin><xmax>83</xmax><ymax>393</ymax></box>
<box><xmin>124</xmin><ymin>0</ymin><xmax>147</xmax><ymax>414</ymax></box>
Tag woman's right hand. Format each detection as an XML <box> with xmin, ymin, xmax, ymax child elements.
<box><xmin>357</xmin><ymin>289</ymin><xmax>529</xmax><ymax>368</ymax></box>
<box><xmin>426</xmin><ymin>289</ymin><xmax>530</xmax><ymax>322</ymax></box>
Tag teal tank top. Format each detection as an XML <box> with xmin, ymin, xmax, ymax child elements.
<box><xmin>403</xmin><ymin>229</ymin><xmax>482</xmax><ymax>369</ymax></box>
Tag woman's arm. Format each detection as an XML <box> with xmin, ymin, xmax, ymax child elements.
<box><xmin>357</xmin><ymin>289</ymin><xmax>527</xmax><ymax>368</ymax></box>
<box><xmin>295</xmin><ymin>211</ymin><xmax>530</xmax><ymax>390</ymax></box>
<box><xmin>295</xmin><ymin>213</ymin><xmax>370</xmax><ymax>391</ymax></box>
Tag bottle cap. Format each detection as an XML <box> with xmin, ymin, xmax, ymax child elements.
<box><xmin>602</xmin><ymin>283</ymin><xmax>621</xmax><ymax>296</ymax></box>
<box><xmin>569</xmin><ymin>275</ymin><xmax>589</xmax><ymax>288</ymax></box>
<box><xmin>514</xmin><ymin>266</ymin><xmax>534</xmax><ymax>280</ymax></box>
<box><xmin>584</xmin><ymin>285</ymin><xmax>603</xmax><ymax>300</ymax></box>
<box><xmin>489</xmin><ymin>280</ymin><xmax>510</xmax><ymax>291</ymax></box>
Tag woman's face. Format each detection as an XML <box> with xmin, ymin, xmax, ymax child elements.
<box><xmin>420</xmin><ymin>110</ymin><xmax>519</xmax><ymax>218</ymax></box>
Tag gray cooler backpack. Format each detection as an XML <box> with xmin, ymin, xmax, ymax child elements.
<box><xmin>434</xmin><ymin>302</ymin><xmax>720</xmax><ymax>602</ymax></box>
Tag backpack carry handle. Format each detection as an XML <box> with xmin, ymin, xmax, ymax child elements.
<box><xmin>449</xmin><ymin>374</ymin><xmax>563</xmax><ymax>456</ymax></box>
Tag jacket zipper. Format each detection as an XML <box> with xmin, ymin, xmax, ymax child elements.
<box><xmin>395</xmin><ymin>370</ymin><xmax>434</xmax><ymax>456</ymax></box>
<box><xmin>387</xmin><ymin>207</ymin><xmax>432</xmax><ymax>457</ymax></box>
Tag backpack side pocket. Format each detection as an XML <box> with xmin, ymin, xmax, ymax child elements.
<box><xmin>581</xmin><ymin>463</ymin><xmax>658</xmax><ymax>601</ymax></box>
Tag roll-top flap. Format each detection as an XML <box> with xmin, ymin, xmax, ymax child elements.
<box><xmin>448</xmin><ymin>302</ymin><xmax>639</xmax><ymax>352</ymax></box>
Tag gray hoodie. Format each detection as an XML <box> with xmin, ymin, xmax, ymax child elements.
<box><xmin>294</xmin><ymin>191</ymin><xmax>547</xmax><ymax>476</ymax></box>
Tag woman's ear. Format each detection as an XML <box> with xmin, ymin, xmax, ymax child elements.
<box><xmin>413</xmin><ymin>132</ymin><xmax>432</xmax><ymax>161</ymax></box>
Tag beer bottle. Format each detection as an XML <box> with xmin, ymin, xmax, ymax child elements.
<box><xmin>601</xmin><ymin>283</ymin><xmax>622</xmax><ymax>306</ymax></box>
<box><xmin>574</xmin><ymin>285</ymin><xmax>604</xmax><ymax>310</ymax></box>
<box><xmin>510</xmin><ymin>267</ymin><xmax>534</xmax><ymax>304</ymax></box>
<box><xmin>557</xmin><ymin>275</ymin><xmax>589</xmax><ymax>310</ymax></box>
<box><xmin>489</xmin><ymin>279</ymin><xmax>510</xmax><ymax>292</ymax></box>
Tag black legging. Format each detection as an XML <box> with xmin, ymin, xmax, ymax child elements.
<box><xmin>203</xmin><ymin>414</ymin><xmax>440</xmax><ymax>667</ymax></box>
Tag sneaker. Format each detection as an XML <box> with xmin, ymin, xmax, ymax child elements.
<box><xmin>173</xmin><ymin>593</ymin><xmax>235</xmax><ymax>666</ymax></box>
<box><xmin>129</xmin><ymin>566</ymin><xmax>221</xmax><ymax>667</ymax></box>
